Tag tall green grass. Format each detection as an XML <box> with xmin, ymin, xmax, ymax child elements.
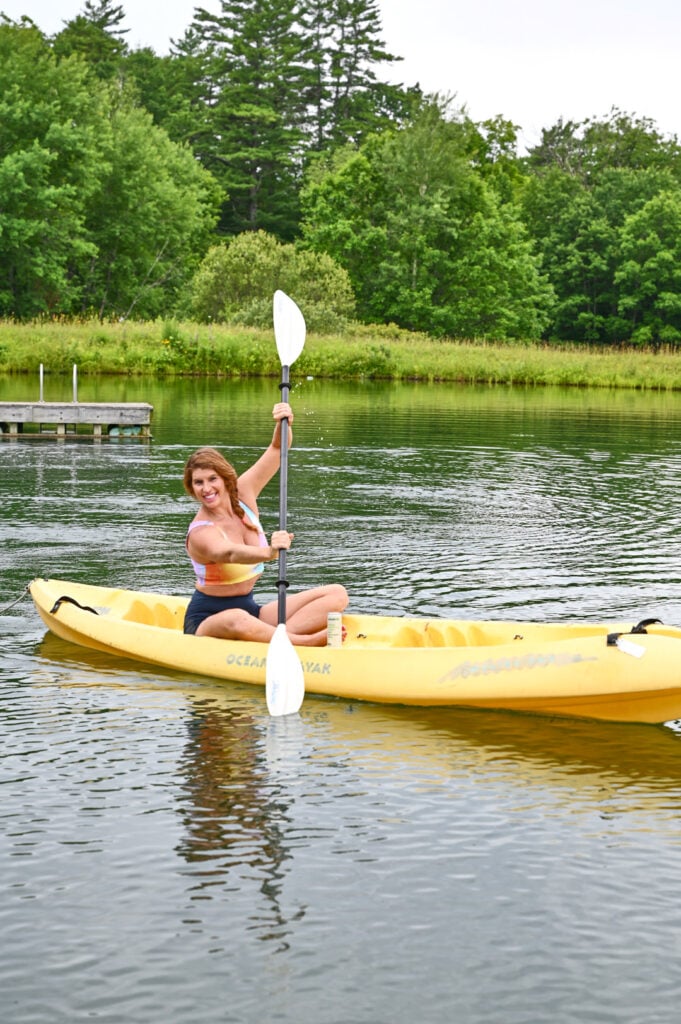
<box><xmin>2</xmin><ymin>318</ymin><xmax>681</xmax><ymax>389</ymax></box>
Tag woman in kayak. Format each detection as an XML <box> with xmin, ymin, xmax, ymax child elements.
<box><xmin>182</xmin><ymin>401</ymin><xmax>348</xmax><ymax>645</ymax></box>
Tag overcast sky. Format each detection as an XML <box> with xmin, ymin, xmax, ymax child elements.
<box><xmin>1</xmin><ymin>0</ymin><xmax>679</xmax><ymax>150</ymax></box>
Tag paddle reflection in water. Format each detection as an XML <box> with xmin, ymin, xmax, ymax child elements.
<box><xmin>175</xmin><ymin>698</ymin><xmax>304</xmax><ymax>950</ymax></box>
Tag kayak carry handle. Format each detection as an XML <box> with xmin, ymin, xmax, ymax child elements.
<box><xmin>606</xmin><ymin>617</ymin><xmax>662</xmax><ymax>646</ymax></box>
<box><xmin>49</xmin><ymin>595</ymin><xmax>99</xmax><ymax>616</ymax></box>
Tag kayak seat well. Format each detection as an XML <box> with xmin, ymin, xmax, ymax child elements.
<box><xmin>121</xmin><ymin>599</ymin><xmax>184</xmax><ymax>630</ymax></box>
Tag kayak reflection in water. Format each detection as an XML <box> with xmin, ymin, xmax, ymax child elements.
<box><xmin>182</xmin><ymin>400</ymin><xmax>348</xmax><ymax>645</ymax></box>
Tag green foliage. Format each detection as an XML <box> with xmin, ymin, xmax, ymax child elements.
<box><xmin>300</xmin><ymin>0</ymin><xmax>406</xmax><ymax>149</ymax></box>
<box><xmin>79</xmin><ymin>99</ymin><xmax>222</xmax><ymax>319</ymax></box>
<box><xmin>301</xmin><ymin>100</ymin><xmax>553</xmax><ymax>340</ymax></box>
<box><xmin>52</xmin><ymin>0</ymin><xmax>129</xmax><ymax>80</ymax></box>
<box><xmin>0</xmin><ymin>24</ymin><xmax>103</xmax><ymax>317</ymax></box>
<box><xmin>6</xmin><ymin>5</ymin><xmax>681</xmax><ymax>348</ymax></box>
<box><xmin>526</xmin><ymin>109</ymin><xmax>681</xmax><ymax>183</ymax></box>
<box><xmin>122</xmin><ymin>46</ymin><xmax>205</xmax><ymax>144</ymax></box>
<box><xmin>0</xmin><ymin>22</ymin><xmax>221</xmax><ymax>321</ymax></box>
<box><xmin>179</xmin><ymin>0</ymin><xmax>310</xmax><ymax>238</ymax></box>
<box><xmin>615</xmin><ymin>191</ymin><xmax>681</xmax><ymax>345</ymax></box>
<box><xmin>189</xmin><ymin>230</ymin><xmax>355</xmax><ymax>330</ymax></box>
<box><xmin>466</xmin><ymin>114</ymin><xmax>527</xmax><ymax>203</ymax></box>
<box><xmin>521</xmin><ymin>162</ymin><xmax>681</xmax><ymax>343</ymax></box>
<box><xmin>520</xmin><ymin>109</ymin><xmax>681</xmax><ymax>344</ymax></box>
<box><xmin>150</xmin><ymin>0</ymin><xmax>414</xmax><ymax>237</ymax></box>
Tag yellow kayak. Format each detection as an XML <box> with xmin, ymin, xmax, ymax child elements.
<box><xmin>29</xmin><ymin>577</ymin><xmax>681</xmax><ymax>724</ymax></box>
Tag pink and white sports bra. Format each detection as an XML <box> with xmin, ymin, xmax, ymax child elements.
<box><xmin>186</xmin><ymin>501</ymin><xmax>268</xmax><ymax>587</ymax></box>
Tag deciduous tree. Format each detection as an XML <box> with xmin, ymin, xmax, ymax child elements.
<box><xmin>301</xmin><ymin>101</ymin><xmax>553</xmax><ymax>339</ymax></box>
<box><xmin>0</xmin><ymin>23</ymin><xmax>103</xmax><ymax>316</ymax></box>
<box><xmin>189</xmin><ymin>229</ymin><xmax>355</xmax><ymax>331</ymax></box>
<box><xmin>80</xmin><ymin>100</ymin><xmax>221</xmax><ymax>319</ymax></box>
<box><xmin>0</xmin><ymin>21</ymin><xmax>220</xmax><ymax>319</ymax></box>
<box><xmin>522</xmin><ymin>163</ymin><xmax>680</xmax><ymax>342</ymax></box>
<box><xmin>616</xmin><ymin>190</ymin><xmax>681</xmax><ymax>345</ymax></box>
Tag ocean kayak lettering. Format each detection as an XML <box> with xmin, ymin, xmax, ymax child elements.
<box><xmin>224</xmin><ymin>653</ymin><xmax>331</xmax><ymax>674</ymax></box>
<box><xmin>303</xmin><ymin>659</ymin><xmax>331</xmax><ymax>675</ymax></box>
<box><xmin>438</xmin><ymin>650</ymin><xmax>598</xmax><ymax>684</ymax></box>
<box><xmin>225</xmin><ymin>653</ymin><xmax>267</xmax><ymax>668</ymax></box>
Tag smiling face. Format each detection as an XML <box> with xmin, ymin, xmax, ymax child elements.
<box><xmin>191</xmin><ymin>466</ymin><xmax>225</xmax><ymax>509</ymax></box>
<box><xmin>183</xmin><ymin>447</ymin><xmax>240</xmax><ymax>513</ymax></box>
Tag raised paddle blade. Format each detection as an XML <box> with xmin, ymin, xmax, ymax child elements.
<box><xmin>273</xmin><ymin>290</ymin><xmax>306</xmax><ymax>368</ymax></box>
<box><xmin>266</xmin><ymin>623</ymin><xmax>305</xmax><ymax>717</ymax></box>
<box><xmin>267</xmin><ymin>289</ymin><xmax>307</xmax><ymax>719</ymax></box>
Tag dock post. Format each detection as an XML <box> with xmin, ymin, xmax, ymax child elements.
<box><xmin>73</xmin><ymin>364</ymin><xmax>78</xmax><ymax>403</ymax></box>
<box><xmin>39</xmin><ymin>364</ymin><xmax>44</xmax><ymax>402</ymax></box>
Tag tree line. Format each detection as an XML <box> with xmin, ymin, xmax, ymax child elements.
<box><xmin>2</xmin><ymin>0</ymin><xmax>681</xmax><ymax>345</ymax></box>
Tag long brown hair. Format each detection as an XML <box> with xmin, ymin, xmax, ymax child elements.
<box><xmin>183</xmin><ymin>447</ymin><xmax>257</xmax><ymax>530</ymax></box>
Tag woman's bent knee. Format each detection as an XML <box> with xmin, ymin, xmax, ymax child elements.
<box><xmin>197</xmin><ymin>608</ymin><xmax>252</xmax><ymax>638</ymax></box>
<box><xmin>329</xmin><ymin>583</ymin><xmax>349</xmax><ymax>609</ymax></box>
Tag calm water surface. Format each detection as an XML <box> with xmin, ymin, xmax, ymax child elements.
<box><xmin>2</xmin><ymin>376</ymin><xmax>681</xmax><ymax>1023</ymax></box>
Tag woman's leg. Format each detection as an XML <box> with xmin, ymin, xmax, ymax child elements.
<box><xmin>196</xmin><ymin>606</ymin><xmax>275</xmax><ymax>642</ymax></box>
<box><xmin>196</xmin><ymin>584</ymin><xmax>349</xmax><ymax>646</ymax></box>
<box><xmin>259</xmin><ymin>583</ymin><xmax>348</xmax><ymax>643</ymax></box>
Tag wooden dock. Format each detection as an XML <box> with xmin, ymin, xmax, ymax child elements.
<box><xmin>0</xmin><ymin>402</ymin><xmax>153</xmax><ymax>438</ymax></box>
<box><xmin>0</xmin><ymin>366</ymin><xmax>153</xmax><ymax>438</ymax></box>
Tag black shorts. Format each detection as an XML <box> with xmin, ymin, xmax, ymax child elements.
<box><xmin>183</xmin><ymin>591</ymin><xmax>262</xmax><ymax>635</ymax></box>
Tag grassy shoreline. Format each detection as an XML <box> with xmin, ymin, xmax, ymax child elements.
<box><xmin>2</xmin><ymin>318</ymin><xmax>681</xmax><ymax>390</ymax></box>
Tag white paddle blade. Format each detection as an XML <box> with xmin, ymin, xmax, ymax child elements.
<box><xmin>266</xmin><ymin>623</ymin><xmax>305</xmax><ymax>716</ymax></box>
<box><xmin>273</xmin><ymin>290</ymin><xmax>306</xmax><ymax>367</ymax></box>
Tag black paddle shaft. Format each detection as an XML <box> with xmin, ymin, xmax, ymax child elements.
<box><xmin>276</xmin><ymin>366</ymin><xmax>291</xmax><ymax>624</ymax></box>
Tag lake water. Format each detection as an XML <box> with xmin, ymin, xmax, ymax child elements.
<box><xmin>2</xmin><ymin>375</ymin><xmax>681</xmax><ymax>1023</ymax></box>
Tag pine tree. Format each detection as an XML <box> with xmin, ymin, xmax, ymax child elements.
<box><xmin>52</xmin><ymin>0</ymin><xmax>129</xmax><ymax>79</ymax></box>
<box><xmin>328</xmin><ymin>0</ymin><xmax>400</xmax><ymax>143</ymax></box>
<box><xmin>188</xmin><ymin>0</ymin><xmax>308</xmax><ymax>237</ymax></box>
<box><xmin>299</xmin><ymin>0</ymin><xmax>405</xmax><ymax>149</ymax></box>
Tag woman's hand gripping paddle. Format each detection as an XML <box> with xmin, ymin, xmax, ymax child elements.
<box><xmin>265</xmin><ymin>291</ymin><xmax>306</xmax><ymax>717</ymax></box>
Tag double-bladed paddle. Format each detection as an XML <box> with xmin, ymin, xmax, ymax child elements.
<box><xmin>265</xmin><ymin>290</ymin><xmax>306</xmax><ymax>717</ymax></box>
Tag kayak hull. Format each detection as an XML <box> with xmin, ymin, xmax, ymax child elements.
<box><xmin>29</xmin><ymin>577</ymin><xmax>681</xmax><ymax>724</ymax></box>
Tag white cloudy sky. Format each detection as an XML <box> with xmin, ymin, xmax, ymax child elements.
<box><xmin>1</xmin><ymin>0</ymin><xmax>678</xmax><ymax>149</ymax></box>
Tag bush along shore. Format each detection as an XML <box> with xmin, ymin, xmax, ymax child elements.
<box><xmin>3</xmin><ymin>319</ymin><xmax>681</xmax><ymax>390</ymax></box>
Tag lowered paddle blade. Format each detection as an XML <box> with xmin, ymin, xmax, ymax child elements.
<box><xmin>273</xmin><ymin>290</ymin><xmax>306</xmax><ymax>367</ymax></box>
<box><xmin>266</xmin><ymin>623</ymin><xmax>305</xmax><ymax>717</ymax></box>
